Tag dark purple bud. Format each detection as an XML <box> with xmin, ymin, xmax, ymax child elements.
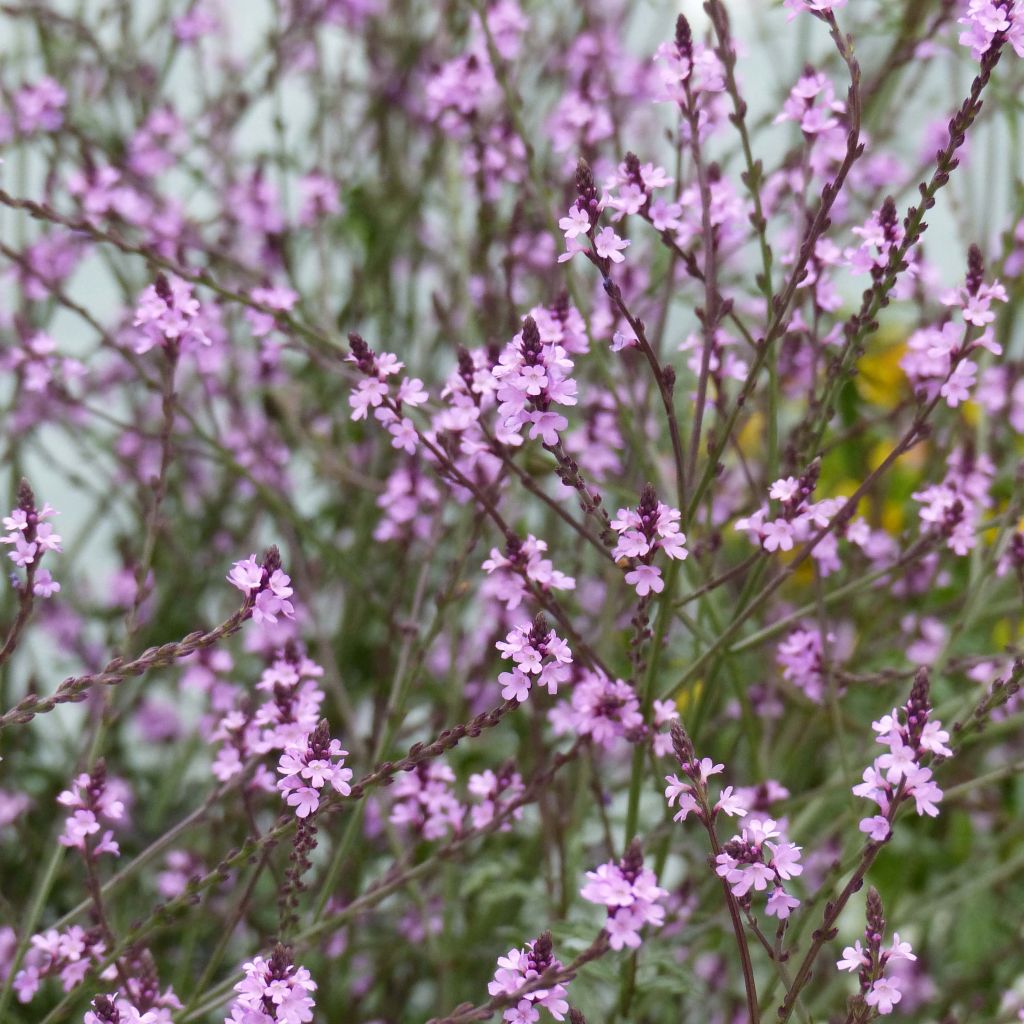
<box><xmin>670</xmin><ymin>721</ymin><xmax>696</xmax><ymax>768</ymax></box>
<box><xmin>16</xmin><ymin>478</ymin><xmax>35</xmax><ymax>514</ymax></box>
<box><xmin>965</xmin><ymin>244</ymin><xmax>984</xmax><ymax>296</ymax></box>
<box><xmin>675</xmin><ymin>14</ymin><xmax>693</xmax><ymax>62</ymax></box>
<box><xmin>623</xmin><ymin>151</ymin><xmax>644</xmax><ymax>188</ymax></box>
<box><xmin>154</xmin><ymin>272</ymin><xmax>173</xmax><ymax>305</ymax></box>
<box><xmin>261</xmin><ymin>545</ymin><xmax>283</xmax><ymax>578</ymax></box>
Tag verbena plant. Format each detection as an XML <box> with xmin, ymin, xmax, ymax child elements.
<box><xmin>1</xmin><ymin>1</ymin><xmax>1024</xmax><ymax>1022</ymax></box>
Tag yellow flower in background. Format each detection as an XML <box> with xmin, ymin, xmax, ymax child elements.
<box><xmin>992</xmin><ymin>617</ymin><xmax>1015</xmax><ymax>650</ymax></box>
<box><xmin>856</xmin><ymin>330</ymin><xmax>907</xmax><ymax>409</ymax></box>
<box><xmin>675</xmin><ymin>679</ymin><xmax>704</xmax><ymax>715</ymax></box>
<box><xmin>738</xmin><ymin>411</ymin><xmax>765</xmax><ymax>457</ymax></box>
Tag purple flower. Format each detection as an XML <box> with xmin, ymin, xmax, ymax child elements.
<box><xmin>228</xmin><ymin>555</ymin><xmax>264</xmax><ymax>594</ymax></box>
<box><xmin>625</xmin><ymin>564</ymin><xmax>663</xmax><ymax>596</ymax></box>
<box><xmin>558</xmin><ymin>204</ymin><xmax>591</xmax><ymax>240</ymax></box>
<box><xmin>593</xmin><ymin>226</ymin><xmax>629</xmax><ymax>263</ymax></box>
<box><xmin>133</xmin><ymin>273</ymin><xmax>211</xmax><ymax>354</ymax></box>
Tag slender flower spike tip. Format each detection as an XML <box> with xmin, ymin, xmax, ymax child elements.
<box><xmin>837</xmin><ymin>888</ymin><xmax>916</xmax><ymax>1015</ymax></box>
<box><xmin>346</xmin><ymin>332</ymin><xmax>428</xmax><ymax>445</ymax></box>
<box><xmin>665</xmin><ymin>725</ymin><xmax>801</xmax><ymax>917</ymax></box>
<box><xmin>85</xmin><ymin>993</ymin><xmax>164</xmax><ymax>1024</ymax></box>
<box><xmin>556</xmin><ymin>159</ymin><xmax>601</xmax><ymax>264</ymax></box>
<box><xmin>492</xmin><ymin>315</ymin><xmax>578</xmax><ymax>446</ymax></box>
<box><xmin>56</xmin><ymin>760</ymin><xmax>124</xmax><ymax>858</ymax></box>
<box><xmin>482</xmin><ymin>534</ymin><xmax>576</xmax><ymax>612</ymax></box>
<box><xmin>1</xmin><ymin>479</ymin><xmax>62</xmax><ymax>594</ymax></box>
<box><xmin>487</xmin><ymin>932</ymin><xmax>570</xmax><ymax>1021</ymax></box>
<box><xmin>496</xmin><ymin>614</ymin><xmax>572</xmax><ymax>702</ymax></box>
<box><xmin>225</xmin><ymin>945</ymin><xmax>317</xmax><ymax>1024</ymax></box>
<box><xmin>613</xmin><ymin>484</ymin><xmax>687</xmax><ymax>597</ymax></box>
<box><xmin>735</xmin><ymin>459</ymin><xmax>854</xmax><ymax>575</ymax></box>
<box><xmin>276</xmin><ymin>719</ymin><xmax>353</xmax><ymax>819</ymax></box>
<box><xmin>580</xmin><ymin>840</ymin><xmax>668</xmax><ymax>950</ymax></box>
<box><xmin>853</xmin><ymin>668</ymin><xmax>950</xmax><ymax>842</ymax></box>
<box><xmin>132</xmin><ymin>272</ymin><xmax>211</xmax><ymax>355</ymax></box>
<box><xmin>226</xmin><ymin>545</ymin><xmax>296</xmax><ymax>626</ymax></box>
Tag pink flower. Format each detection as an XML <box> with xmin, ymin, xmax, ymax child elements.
<box><xmin>59</xmin><ymin>809</ymin><xmax>99</xmax><ymax>849</ymax></box>
<box><xmin>500</xmin><ymin>670</ymin><xmax>531</xmax><ymax>702</ymax></box>
<box><xmin>389</xmin><ymin>417</ymin><xmax>418</xmax><ymax>454</ymax></box>
<box><xmin>888</xmin><ymin>933</ymin><xmax>917</xmax><ymax>962</ymax></box>
<box><xmin>837</xmin><ymin>940</ymin><xmax>868</xmax><ymax>972</ymax></box>
<box><xmin>528</xmin><ymin>410</ymin><xmax>568</xmax><ymax>445</ymax></box>
<box><xmin>557</xmin><ymin>237</ymin><xmax>587</xmax><ymax>263</ymax></box>
<box><xmin>762</xmin><ymin>519</ymin><xmax>795</xmax><ymax>552</ymax></box>
<box><xmin>504</xmin><ymin>1000</ymin><xmax>539</xmax><ymax>1024</ymax></box>
<box><xmin>594</xmin><ymin>226</ymin><xmax>630</xmax><ymax>263</ymax></box>
<box><xmin>253</xmin><ymin>590</ymin><xmax>295</xmax><ymax>625</ymax></box>
<box><xmin>558</xmin><ymin>204</ymin><xmax>591</xmax><ymax>240</ymax></box>
<box><xmin>606</xmin><ymin>906</ymin><xmax>644</xmax><ymax>950</ymax></box>
<box><xmin>859</xmin><ymin>815</ymin><xmax>891</xmax><ymax>842</ymax></box>
<box><xmin>227</xmin><ymin>555</ymin><xmax>263</xmax><ymax>594</ymax></box>
<box><xmin>625</xmin><ymin>564</ymin><xmax>663</xmax><ymax>596</ymax></box>
<box><xmin>714</xmin><ymin>786</ymin><xmax>748</xmax><ymax>818</ymax></box>
<box><xmin>866</xmin><ymin>976</ymin><xmax>903</xmax><ymax>1015</ymax></box>
<box><xmin>282</xmin><ymin>781</ymin><xmax>320</xmax><ymax>818</ymax></box>
<box><xmin>765</xmin><ymin>887</ymin><xmax>800</xmax><ymax>919</ymax></box>
<box><xmin>783</xmin><ymin>0</ymin><xmax>846</xmax><ymax>18</ymax></box>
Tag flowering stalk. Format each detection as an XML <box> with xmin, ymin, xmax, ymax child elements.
<box><xmin>665</xmin><ymin>723</ymin><xmax>760</xmax><ymax>1023</ymax></box>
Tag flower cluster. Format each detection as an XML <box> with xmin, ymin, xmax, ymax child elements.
<box><xmin>854</xmin><ymin>669</ymin><xmax>950</xmax><ymax>842</ymax></box>
<box><xmin>482</xmin><ymin>534</ymin><xmax>576</xmax><ymax>612</ymax></box>
<box><xmin>496</xmin><ymin>615</ymin><xmax>572</xmax><ymax>702</ymax></box>
<box><xmin>13</xmin><ymin>926</ymin><xmax>110</xmax><ymax>1003</ymax></box>
<box><xmin>837</xmin><ymin>888</ymin><xmax>917</xmax><ymax>1015</ymax></box>
<box><xmin>773</xmin><ymin>66</ymin><xmax>845</xmax><ymax>135</ymax></box>
<box><xmin>958</xmin><ymin>1</ymin><xmax>1024</xmax><ymax>60</ymax></box>
<box><xmin>1</xmin><ymin>76</ymin><xmax>66</xmax><ymax>138</ymax></box>
<box><xmin>389</xmin><ymin>762</ymin><xmax>464</xmax><ymax>839</ymax></box>
<box><xmin>57</xmin><ymin>761</ymin><xmax>125</xmax><ymax>857</ymax></box>
<box><xmin>346</xmin><ymin>334</ymin><xmax>428</xmax><ymax>450</ymax></box>
<box><xmin>549</xmin><ymin>669</ymin><xmax>642</xmax><ymax>748</ymax></box>
<box><xmin>902</xmin><ymin>246</ymin><xmax>1006</xmax><ymax>408</ymax></box>
<box><xmin>227</xmin><ymin>547</ymin><xmax>296</xmax><ymax>626</ymax></box>
<box><xmin>225</xmin><ymin>946</ymin><xmax>316</xmax><ymax>1024</ymax></box>
<box><xmin>845</xmin><ymin>198</ymin><xmax>918</xmax><ymax>291</ymax></box>
<box><xmin>210</xmin><ymin>647</ymin><xmax>326</xmax><ymax>784</ymax></box>
<box><xmin>488</xmin><ymin>932</ymin><xmax>569</xmax><ymax>1022</ymax></box>
<box><xmin>492</xmin><ymin>315</ymin><xmax>579</xmax><ymax>446</ymax></box>
<box><xmin>612</xmin><ymin>485</ymin><xmax>687</xmax><ymax>597</ymax></box>
<box><xmin>132</xmin><ymin>273</ymin><xmax>211</xmax><ymax>355</ymax></box>
<box><xmin>84</xmin><ymin>990</ymin><xmax>179</xmax><ymax>1024</ymax></box>
<box><xmin>467</xmin><ymin>764</ymin><xmax>525</xmax><ymax>831</ymax></box>
<box><xmin>580</xmin><ymin>840</ymin><xmax>668</xmax><ymax>950</ymax></box>
<box><xmin>777</xmin><ymin>626</ymin><xmax>832</xmax><ymax>703</ymax></box>
<box><xmin>663</xmin><ymin>734</ymin><xmax>748</xmax><ymax>826</ymax></box>
<box><xmin>911</xmin><ymin>446</ymin><xmax>993</xmax><ymax>557</ymax></box>
<box><xmin>1</xmin><ymin>481</ymin><xmax>61</xmax><ymax>595</ymax></box>
<box><xmin>652</xmin><ymin>15</ymin><xmax>725</xmax><ymax>105</ymax></box>
<box><xmin>736</xmin><ymin>462</ymin><xmax>868</xmax><ymax>575</ymax></box>
<box><xmin>714</xmin><ymin>818</ymin><xmax>804</xmax><ymax>919</ymax></box>
<box><xmin>276</xmin><ymin>720</ymin><xmax>353</xmax><ymax>819</ymax></box>
<box><xmin>557</xmin><ymin>160</ymin><xmax>610</xmax><ymax>265</ymax></box>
